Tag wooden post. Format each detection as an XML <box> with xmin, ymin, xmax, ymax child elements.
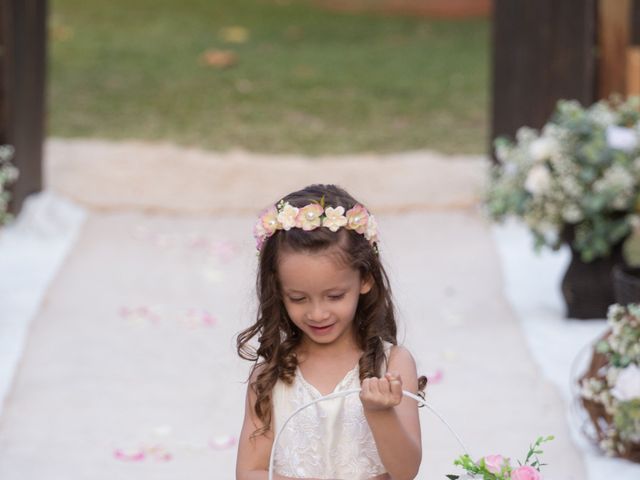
<box><xmin>597</xmin><ymin>0</ymin><xmax>632</xmax><ymax>98</ymax></box>
<box><xmin>0</xmin><ymin>0</ymin><xmax>47</xmax><ymax>216</ymax></box>
<box><xmin>491</xmin><ymin>0</ymin><xmax>597</xmax><ymax>156</ymax></box>
<box><xmin>629</xmin><ymin>0</ymin><xmax>640</xmax><ymax>97</ymax></box>
<box><xmin>628</xmin><ymin>47</ymin><xmax>640</xmax><ymax>97</ymax></box>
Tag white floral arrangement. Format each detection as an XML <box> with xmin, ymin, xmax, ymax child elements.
<box><xmin>484</xmin><ymin>97</ymin><xmax>640</xmax><ymax>262</ymax></box>
<box><xmin>579</xmin><ymin>303</ymin><xmax>640</xmax><ymax>460</ymax></box>
<box><xmin>0</xmin><ymin>145</ymin><xmax>18</xmax><ymax>226</ymax></box>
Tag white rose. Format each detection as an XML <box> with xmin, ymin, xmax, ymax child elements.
<box><xmin>524</xmin><ymin>165</ymin><xmax>552</xmax><ymax>196</ymax></box>
<box><xmin>606</xmin><ymin>125</ymin><xmax>639</xmax><ymax>153</ymax></box>
<box><xmin>529</xmin><ymin>137</ymin><xmax>557</xmax><ymax>162</ymax></box>
<box><xmin>611</xmin><ymin>364</ymin><xmax>640</xmax><ymax>402</ymax></box>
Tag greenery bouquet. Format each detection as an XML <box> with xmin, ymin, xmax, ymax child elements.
<box><xmin>484</xmin><ymin>97</ymin><xmax>640</xmax><ymax>263</ymax></box>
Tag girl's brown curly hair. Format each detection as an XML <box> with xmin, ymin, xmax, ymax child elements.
<box><xmin>236</xmin><ymin>184</ymin><xmax>427</xmax><ymax>437</ymax></box>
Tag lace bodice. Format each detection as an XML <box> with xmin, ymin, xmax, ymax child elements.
<box><xmin>272</xmin><ymin>341</ymin><xmax>393</xmax><ymax>479</ymax></box>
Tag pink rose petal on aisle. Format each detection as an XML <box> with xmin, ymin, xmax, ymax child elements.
<box><xmin>201</xmin><ymin>311</ymin><xmax>217</xmax><ymax>327</ymax></box>
<box><xmin>211</xmin><ymin>240</ymin><xmax>237</xmax><ymax>262</ymax></box>
<box><xmin>144</xmin><ymin>444</ymin><xmax>172</xmax><ymax>462</ymax></box>
<box><xmin>209</xmin><ymin>435</ymin><xmax>237</xmax><ymax>450</ymax></box>
<box><xmin>113</xmin><ymin>447</ymin><xmax>146</xmax><ymax>462</ymax></box>
<box><xmin>427</xmin><ymin>369</ymin><xmax>444</xmax><ymax>385</ymax></box>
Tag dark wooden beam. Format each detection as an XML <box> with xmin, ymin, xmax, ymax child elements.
<box><xmin>0</xmin><ymin>0</ymin><xmax>47</xmax><ymax>216</ymax></box>
<box><xmin>491</xmin><ymin>0</ymin><xmax>597</xmax><ymax>157</ymax></box>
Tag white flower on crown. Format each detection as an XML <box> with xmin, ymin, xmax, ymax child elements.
<box><xmin>365</xmin><ymin>214</ymin><xmax>378</xmax><ymax>243</ymax></box>
<box><xmin>322</xmin><ymin>206</ymin><xmax>348</xmax><ymax>232</ymax></box>
<box><xmin>299</xmin><ymin>203</ymin><xmax>324</xmax><ymax>231</ymax></box>
<box><xmin>277</xmin><ymin>203</ymin><xmax>300</xmax><ymax>231</ymax></box>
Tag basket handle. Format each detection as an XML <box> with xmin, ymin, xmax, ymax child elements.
<box><xmin>268</xmin><ymin>388</ymin><xmax>470</xmax><ymax>480</ymax></box>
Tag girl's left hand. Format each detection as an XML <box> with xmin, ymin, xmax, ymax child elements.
<box><xmin>360</xmin><ymin>371</ymin><xmax>403</xmax><ymax>412</ymax></box>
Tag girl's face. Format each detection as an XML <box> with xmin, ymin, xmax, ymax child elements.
<box><xmin>277</xmin><ymin>246</ymin><xmax>373</xmax><ymax>349</ymax></box>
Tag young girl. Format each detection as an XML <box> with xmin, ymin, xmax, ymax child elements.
<box><xmin>236</xmin><ymin>184</ymin><xmax>426</xmax><ymax>480</ymax></box>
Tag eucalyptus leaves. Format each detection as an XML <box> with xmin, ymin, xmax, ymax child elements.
<box><xmin>0</xmin><ymin>145</ymin><xmax>18</xmax><ymax>226</ymax></box>
<box><xmin>485</xmin><ymin>97</ymin><xmax>640</xmax><ymax>263</ymax></box>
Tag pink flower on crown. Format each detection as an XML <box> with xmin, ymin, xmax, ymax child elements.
<box><xmin>345</xmin><ymin>204</ymin><xmax>369</xmax><ymax>234</ymax></box>
<box><xmin>364</xmin><ymin>213</ymin><xmax>378</xmax><ymax>243</ymax></box>
<box><xmin>253</xmin><ymin>220</ymin><xmax>267</xmax><ymax>250</ymax></box>
<box><xmin>299</xmin><ymin>203</ymin><xmax>324</xmax><ymax>231</ymax></box>
<box><xmin>322</xmin><ymin>206</ymin><xmax>348</xmax><ymax>232</ymax></box>
<box><xmin>277</xmin><ymin>203</ymin><xmax>300</xmax><ymax>231</ymax></box>
<box><xmin>260</xmin><ymin>206</ymin><xmax>280</xmax><ymax>235</ymax></box>
<box><xmin>253</xmin><ymin>205</ymin><xmax>280</xmax><ymax>250</ymax></box>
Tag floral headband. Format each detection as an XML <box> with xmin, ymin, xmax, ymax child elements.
<box><xmin>253</xmin><ymin>197</ymin><xmax>379</xmax><ymax>252</ymax></box>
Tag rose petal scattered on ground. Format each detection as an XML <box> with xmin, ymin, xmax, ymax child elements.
<box><xmin>113</xmin><ymin>448</ymin><xmax>146</xmax><ymax>462</ymax></box>
<box><xmin>120</xmin><ymin>305</ymin><xmax>218</xmax><ymax>328</ymax></box>
<box><xmin>209</xmin><ymin>435</ymin><xmax>237</xmax><ymax>450</ymax></box>
<box><xmin>427</xmin><ymin>369</ymin><xmax>444</xmax><ymax>385</ymax></box>
<box><xmin>144</xmin><ymin>444</ymin><xmax>172</xmax><ymax>461</ymax></box>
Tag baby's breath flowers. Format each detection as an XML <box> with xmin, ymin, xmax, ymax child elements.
<box><xmin>0</xmin><ymin>145</ymin><xmax>18</xmax><ymax>227</ymax></box>
<box><xmin>484</xmin><ymin>97</ymin><xmax>640</xmax><ymax>263</ymax></box>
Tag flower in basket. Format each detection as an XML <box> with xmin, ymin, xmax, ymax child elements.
<box><xmin>0</xmin><ymin>145</ymin><xmax>19</xmax><ymax>227</ymax></box>
<box><xmin>578</xmin><ymin>303</ymin><xmax>640</xmax><ymax>459</ymax></box>
<box><xmin>484</xmin><ymin>96</ymin><xmax>640</xmax><ymax>263</ymax></box>
<box><xmin>446</xmin><ymin>436</ymin><xmax>554</xmax><ymax>480</ymax></box>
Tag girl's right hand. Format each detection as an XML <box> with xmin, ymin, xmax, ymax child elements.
<box><xmin>360</xmin><ymin>371</ymin><xmax>403</xmax><ymax>412</ymax></box>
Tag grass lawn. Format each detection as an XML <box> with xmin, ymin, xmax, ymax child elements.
<box><xmin>49</xmin><ymin>0</ymin><xmax>489</xmax><ymax>155</ymax></box>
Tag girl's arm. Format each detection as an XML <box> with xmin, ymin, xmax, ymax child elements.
<box><xmin>360</xmin><ymin>346</ymin><xmax>422</xmax><ymax>480</ymax></box>
<box><xmin>235</xmin><ymin>367</ymin><xmax>326</xmax><ymax>480</ymax></box>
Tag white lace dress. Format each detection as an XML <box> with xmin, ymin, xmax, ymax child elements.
<box><xmin>271</xmin><ymin>341</ymin><xmax>393</xmax><ymax>479</ymax></box>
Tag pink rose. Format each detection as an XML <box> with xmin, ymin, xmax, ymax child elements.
<box><xmin>483</xmin><ymin>454</ymin><xmax>505</xmax><ymax>474</ymax></box>
<box><xmin>511</xmin><ymin>465</ymin><xmax>541</xmax><ymax>480</ymax></box>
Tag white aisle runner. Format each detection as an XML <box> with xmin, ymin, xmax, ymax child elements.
<box><xmin>491</xmin><ymin>220</ymin><xmax>640</xmax><ymax>480</ymax></box>
<box><xmin>0</xmin><ymin>192</ymin><xmax>87</xmax><ymax>417</ymax></box>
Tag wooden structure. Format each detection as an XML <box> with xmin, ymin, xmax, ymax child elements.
<box><xmin>492</xmin><ymin>0</ymin><xmax>640</xmax><ymax>153</ymax></box>
<box><xmin>0</xmin><ymin>0</ymin><xmax>47</xmax><ymax>216</ymax></box>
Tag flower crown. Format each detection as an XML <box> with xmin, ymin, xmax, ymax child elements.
<box><xmin>253</xmin><ymin>196</ymin><xmax>379</xmax><ymax>252</ymax></box>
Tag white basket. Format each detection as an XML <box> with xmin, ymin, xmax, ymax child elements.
<box><xmin>268</xmin><ymin>388</ymin><xmax>470</xmax><ymax>480</ymax></box>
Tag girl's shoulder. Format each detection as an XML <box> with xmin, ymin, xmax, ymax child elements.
<box><xmin>383</xmin><ymin>342</ymin><xmax>417</xmax><ymax>375</ymax></box>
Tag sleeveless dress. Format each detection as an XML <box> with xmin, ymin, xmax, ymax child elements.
<box><xmin>272</xmin><ymin>341</ymin><xmax>394</xmax><ymax>479</ymax></box>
